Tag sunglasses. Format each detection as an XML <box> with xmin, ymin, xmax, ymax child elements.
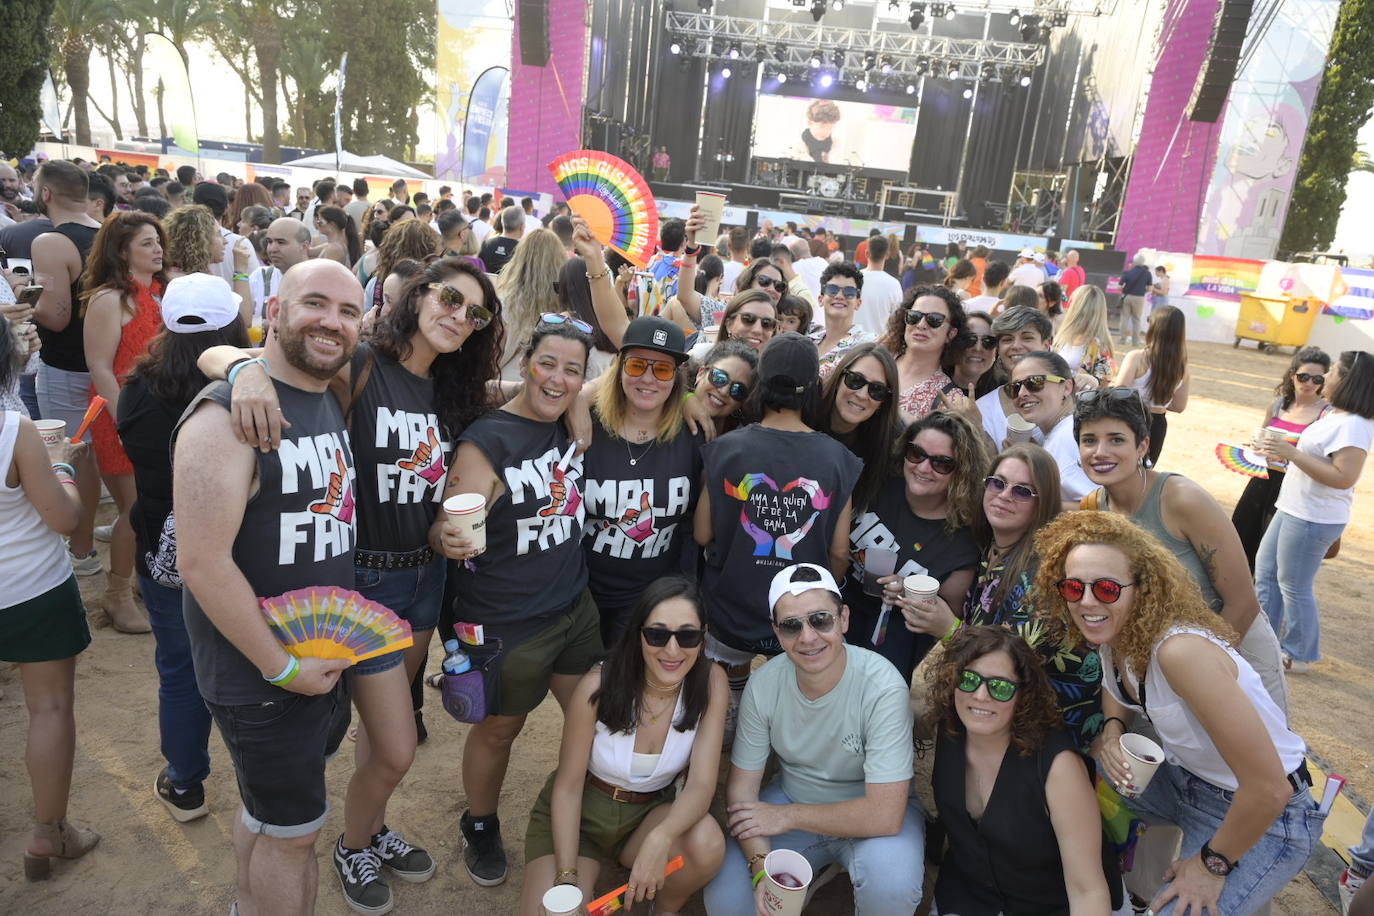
<box><xmin>822</xmin><ymin>283</ymin><xmax>860</xmax><ymax>301</ymax></box>
<box><xmin>1076</xmin><ymin>387</ymin><xmax>1143</xmax><ymax>407</ymax></box>
<box><xmin>905</xmin><ymin>443</ymin><xmax>957</xmax><ymax>474</ymax></box>
<box><xmin>640</xmin><ymin>626</ymin><xmax>705</xmax><ymax>649</ymax></box>
<box><xmin>624</xmin><ymin>355</ymin><xmax>677</xmax><ymax>381</ymax></box>
<box><xmin>772</xmin><ymin>610</ymin><xmax>837</xmax><ymax>638</ymax></box>
<box><xmin>1056</xmin><ymin>577</ymin><xmax>1136</xmax><ymax>603</ymax></box>
<box><xmin>1003</xmin><ymin>374</ymin><xmax>1067</xmax><ymax>398</ymax></box>
<box><xmin>707</xmin><ymin>367</ymin><xmax>750</xmax><ymax>402</ymax></box>
<box><xmin>430</xmin><ymin>285</ymin><xmax>494</xmax><ymax>330</ymax></box>
<box><xmin>539</xmin><ymin>312</ymin><xmax>594</xmax><ymax>334</ymax></box>
<box><xmin>962</xmin><ymin>333</ymin><xmax>997</xmax><ymax>349</ymax></box>
<box><xmin>984</xmin><ymin>475</ymin><xmax>1037</xmax><ymax>501</ymax></box>
<box><xmin>1295</xmin><ymin>372</ymin><xmax>1325</xmax><ymax>386</ymax></box>
<box><xmin>903</xmin><ymin>310</ymin><xmax>948</xmax><ymax>329</ymax></box>
<box><xmin>752</xmin><ymin>275</ymin><xmax>784</xmax><ymax>291</ymax></box>
<box><xmin>958</xmin><ymin>669</ymin><xmax>1019</xmax><ymax>702</ymax></box>
<box><xmin>841</xmin><ymin>369</ymin><xmax>890</xmax><ymax>401</ymax></box>
<box><xmin>734</xmin><ymin>311</ymin><xmax>777</xmax><ymax>331</ymax></box>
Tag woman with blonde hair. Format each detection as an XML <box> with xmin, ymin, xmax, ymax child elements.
<box><xmin>162</xmin><ymin>204</ymin><xmax>225</xmax><ymax>278</ymax></box>
<box><xmin>1035</xmin><ymin>510</ymin><xmax>1324</xmax><ymax>916</ymax></box>
<box><xmin>497</xmin><ymin>228</ymin><xmax>569</xmax><ymax>381</ymax></box>
<box><xmin>1054</xmin><ymin>284</ymin><xmax>1115</xmax><ymax>382</ymax></box>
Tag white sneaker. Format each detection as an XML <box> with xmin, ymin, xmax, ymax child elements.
<box><xmin>94</xmin><ymin>524</ymin><xmax>114</xmax><ymax>542</ymax></box>
<box><xmin>1283</xmin><ymin>654</ymin><xmax>1313</xmax><ymax>674</ymax></box>
<box><xmin>69</xmin><ymin>549</ymin><xmax>103</xmax><ymax>576</ymax></box>
<box><xmin>1340</xmin><ymin>866</ymin><xmax>1367</xmax><ymax>915</ymax></box>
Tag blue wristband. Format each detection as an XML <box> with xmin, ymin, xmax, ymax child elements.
<box><xmin>265</xmin><ymin>655</ymin><xmax>299</xmax><ymax>686</ymax></box>
<box><xmin>51</xmin><ymin>462</ymin><xmax>76</xmax><ymax>478</ymax></box>
<box><xmin>228</xmin><ymin>356</ymin><xmax>269</xmax><ymax>386</ymax></box>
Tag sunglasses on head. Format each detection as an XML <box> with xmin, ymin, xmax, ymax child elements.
<box><xmin>962</xmin><ymin>333</ymin><xmax>997</xmax><ymax>349</ymax></box>
<box><xmin>430</xmin><ymin>285</ymin><xmax>494</xmax><ymax>330</ymax></box>
<box><xmin>841</xmin><ymin>369</ymin><xmax>890</xmax><ymax>401</ymax></box>
<box><xmin>822</xmin><ymin>283</ymin><xmax>860</xmax><ymax>301</ymax></box>
<box><xmin>958</xmin><ymin>669</ymin><xmax>1019</xmax><ymax>702</ymax></box>
<box><xmin>1295</xmin><ymin>372</ymin><xmax>1325</xmax><ymax>386</ymax></box>
<box><xmin>772</xmin><ymin>610</ymin><xmax>837</xmax><ymax>638</ymax></box>
<box><xmin>734</xmin><ymin>311</ymin><xmax>777</xmax><ymax>330</ymax></box>
<box><xmin>903</xmin><ymin>310</ymin><xmax>947</xmax><ymax>329</ymax></box>
<box><xmin>623</xmin><ymin>355</ymin><xmax>677</xmax><ymax>381</ymax></box>
<box><xmin>539</xmin><ymin>312</ymin><xmax>594</xmax><ymax>334</ymax></box>
<box><xmin>752</xmin><ymin>275</ymin><xmax>784</xmax><ymax>291</ymax></box>
<box><xmin>984</xmin><ymin>475</ymin><xmax>1037</xmax><ymax>501</ymax></box>
<box><xmin>707</xmin><ymin>367</ymin><xmax>750</xmax><ymax>402</ymax></box>
<box><xmin>640</xmin><ymin>626</ymin><xmax>704</xmax><ymax>649</ymax></box>
<box><xmin>1055</xmin><ymin>577</ymin><xmax>1135</xmax><ymax>603</ymax></box>
<box><xmin>905</xmin><ymin>442</ymin><xmax>956</xmax><ymax>474</ymax></box>
<box><xmin>1003</xmin><ymin>374</ymin><xmax>1067</xmax><ymax>398</ymax></box>
<box><xmin>1075</xmin><ymin>387</ymin><xmax>1143</xmax><ymax>407</ymax></box>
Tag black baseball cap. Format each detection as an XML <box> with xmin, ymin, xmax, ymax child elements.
<box><xmin>620</xmin><ymin>316</ymin><xmax>688</xmax><ymax>364</ymax></box>
<box><xmin>759</xmin><ymin>332</ymin><xmax>819</xmax><ymax>392</ymax></box>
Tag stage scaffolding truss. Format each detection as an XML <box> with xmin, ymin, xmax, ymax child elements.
<box><xmin>1007</xmin><ymin>169</ymin><xmax>1067</xmax><ymax>235</ymax></box>
<box><xmin>666</xmin><ymin>11</ymin><xmax>1046</xmax><ymax>82</ymax></box>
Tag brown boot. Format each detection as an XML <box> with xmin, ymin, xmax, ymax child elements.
<box><xmin>102</xmin><ymin>572</ymin><xmax>150</xmax><ymax>633</ymax></box>
<box><xmin>24</xmin><ymin>818</ymin><xmax>100</xmax><ymax>880</ymax></box>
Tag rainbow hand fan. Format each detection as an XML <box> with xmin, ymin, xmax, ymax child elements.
<box><xmin>259</xmin><ymin>586</ymin><xmax>413</xmax><ymax>664</ymax></box>
<box><xmin>1215</xmin><ymin>443</ymin><xmax>1269</xmax><ymax>479</ymax></box>
<box><xmin>547</xmin><ymin>150</ymin><xmax>659</xmax><ymax>267</ymax></box>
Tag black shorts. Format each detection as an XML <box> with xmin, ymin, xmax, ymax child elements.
<box><xmin>207</xmin><ymin>683</ymin><xmax>351</xmax><ymax>837</ymax></box>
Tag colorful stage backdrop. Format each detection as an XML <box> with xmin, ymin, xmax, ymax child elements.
<box><xmin>436</xmin><ymin>0</ymin><xmax>511</xmax><ymax>183</ymax></box>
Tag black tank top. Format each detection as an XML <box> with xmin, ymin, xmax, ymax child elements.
<box><xmin>175</xmin><ymin>380</ymin><xmax>357</xmax><ymax>705</ymax></box>
<box><xmin>36</xmin><ymin>222</ymin><xmax>98</xmax><ymax>372</ymax></box>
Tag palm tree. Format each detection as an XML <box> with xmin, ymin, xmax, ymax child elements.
<box><xmin>50</xmin><ymin>0</ymin><xmax>123</xmax><ymax>145</ymax></box>
<box><xmin>1353</xmin><ymin>148</ymin><xmax>1374</xmax><ymax>175</ymax></box>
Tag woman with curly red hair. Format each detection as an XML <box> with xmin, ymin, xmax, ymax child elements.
<box><xmin>927</xmin><ymin>625</ymin><xmax>1112</xmax><ymax>915</ymax></box>
<box><xmin>1035</xmin><ymin>510</ymin><xmax>1324</xmax><ymax>916</ymax></box>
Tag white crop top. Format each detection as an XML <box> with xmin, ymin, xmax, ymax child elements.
<box><xmin>588</xmin><ymin>693</ymin><xmax>697</xmax><ymax>793</ymax></box>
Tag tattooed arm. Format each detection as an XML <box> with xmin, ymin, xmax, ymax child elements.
<box><xmin>1163</xmin><ymin>475</ymin><xmax>1260</xmax><ymax>637</ymax></box>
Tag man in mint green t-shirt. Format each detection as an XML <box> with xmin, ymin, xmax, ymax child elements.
<box><xmin>702</xmin><ymin>563</ymin><xmax>925</xmax><ymax>915</ymax></box>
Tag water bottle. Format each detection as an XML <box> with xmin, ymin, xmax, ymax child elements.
<box><xmin>442</xmin><ymin>638</ymin><xmax>471</xmax><ymax>675</ymax></box>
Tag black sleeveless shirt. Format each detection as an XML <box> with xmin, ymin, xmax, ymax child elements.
<box><xmin>175</xmin><ymin>379</ymin><xmax>357</xmax><ymax>705</ymax></box>
<box><xmin>36</xmin><ymin>222</ymin><xmax>98</xmax><ymax>372</ymax></box>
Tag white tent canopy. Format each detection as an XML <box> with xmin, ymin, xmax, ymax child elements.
<box><xmin>282</xmin><ymin>151</ymin><xmax>431</xmax><ymax>179</ymax></box>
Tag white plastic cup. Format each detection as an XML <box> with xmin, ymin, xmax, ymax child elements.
<box><xmin>541</xmin><ymin>884</ymin><xmax>584</xmax><ymax>916</ymax></box>
<box><xmin>694</xmin><ymin>191</ymin><xmax>726</xmax><ymax>246</ymax></box>
<box><xmin>1005</xmin><ymin>413</ymin><xmax>1036</xmax><ymax>443</ymax></box>
<box><xmin>862</xmin><ymin>548</ymin><xmax>899</xmax><ymax>597</ymax></box>
<box><xmin>1118</xmin><ymin>733</ymin><xmax>1166</xmax><ymax>798</ymax></box>
<box><xmin>443</xmin><ymin>493</ymin><xmax>488</xmax><ymax>551</ymax></box>
<box><xmin>35</xmin><ymin>419</ymin><xmax>67</xmax><ymax>446</ymax></box>
<box><xmin>702</xmin><ymin>325</ymin><xmax>721</xmax><ymax>343</ymax></box>
<box><xmin>903</xmin><ymin>574</ymin><xmax>940</xmax><ymax>602</ymax></box>
<box><xmin>760</xmin><ymin>848</ymin><xmax>813</xmax><ymax>915</ymax></box>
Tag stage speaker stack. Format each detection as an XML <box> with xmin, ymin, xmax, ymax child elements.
<box><xmin>518</xmin><ymin>0</ymin><xmax>550</xmax><ymax>67</ymax></box>
<box><xmin>1185</xmin><ymin>0</ymin><xmax>1253</xmax><ymax>123</ymax></box>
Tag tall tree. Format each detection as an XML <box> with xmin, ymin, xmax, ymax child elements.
<box><xmin>0</xmin><ymin>0</ymin><xmax>58</xmax><ymax>157</ymax></box>
<box><xmin>1280</xmin><ymin>0</ymin><xmax>1374</xmax><ymax>254</ymax></box>
<box><xmin>50</xmin><ymin>0</ymin><xmax>123</xmax><ymax>146</ymax></box>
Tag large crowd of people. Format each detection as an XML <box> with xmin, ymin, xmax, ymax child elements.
<box><xmin>1</xmin><ymin>154</ymin><xmax>1373</xmax><ymax>916</ymax></box>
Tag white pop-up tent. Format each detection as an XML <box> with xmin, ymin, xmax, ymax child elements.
<box><xmin>282</xmin><ymin>151</ymin><xmax>431</xmax><ymax>179</ymax></box>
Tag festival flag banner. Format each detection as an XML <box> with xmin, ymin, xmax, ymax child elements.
<box><xmin>1326</xmin><ymin>267</ymin><xmax>1374</xmax><ymax>321</ymax></box>
<box><xmin>143</xmin><ymin>33</ymin><xmax>199</xmax><ymax>154</ymax></box>
<box><xmin>1188</xmin><ymin>255</ymin><xmax>1264</xmax><ymax>301</ymax></box>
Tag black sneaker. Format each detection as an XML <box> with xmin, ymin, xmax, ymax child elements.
<box><xmin>370</xmin><ymin>825</ymin><xmax>436</xmax><ymax>883</ymax></box>
<box><xmin>333</xmin><ymin>837</ymin><xmax>393</xmax><ymax>914</ymax></box>
<box><xmin>414</xmin><ymin>710</ymin><xmax>428</xmax><ymax>745</ymax></box>
<box><xmin>459</xmin><ymin>811</ymin><xmax>507</xmax><ymax>887</ymax></box>
<box><xmin>155</xmin><ymin>768</ymin><xmax>208</xmax><ymax>823</ymax></box>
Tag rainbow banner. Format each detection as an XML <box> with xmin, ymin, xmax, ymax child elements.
<box><xmin>548</xmin><ymin>150</ymin><xmax>658</xmax><ymax>267</ymax></box>
<box><xmin>1188</xmin><ymin>255</ymin><xmax>1264</xmax><ymax>301</ymax></box>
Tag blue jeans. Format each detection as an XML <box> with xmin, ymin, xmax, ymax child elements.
<box><xmin>702</xmin><ymin>782</ymin><xmax>925</xmax><ymax>916</ymax></box>
<box><xmin>19</xmin><ymin>372</ymin><xmax>40</xmax><ymax>419</ymax></box>
<box><xmin>1349</xmin><ymin>807</ymin><xmax>1374</xmax><ymax>876</ymax></box>
<box><xmin>139</xmin><ymin>575</ymin><xmax>212</xmax><ymax>788</ymax></box>
<box><xmin>1256</xmin><ymin>510</ymin><xmax>1344</xmax><ymax>663</ymax></box>
<box><xmin>352</xmin><ymin>553</ymin><xmax>445</xmax><ymax>675</ymax></box>
<box><xmin>1126</xmin><ymin>763</ymin><xmax>1324</xmax><ymax>915</ymax></box>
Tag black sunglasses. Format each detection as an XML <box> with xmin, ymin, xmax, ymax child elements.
<box><xmin>772</xmin><ymin>611</ymin><xmax>837</xmax><ymax>638</ymax></box>
<box><xmin>1076</xmin><ymin>387</ymin><xmax>1143</xmax><ymax>407</ymax></box>
<box><xmin>903</xmin><ymin>310</ymin><xmax>947</xmax><ymax>329</ymax></box>
<box><xmin>962</xmin><ymin>333</ymin><xmax>997</xmax><ymax>349</ymax></box>
<box><xmin>1056</xmin><ymin>577</ymin><xmax>1135</xmax><ymax>603</ymax></box>
<box><xmin>1002</xmin><ymin>374</ymin><xmax>1066</xmax><ymax>398</ymax></box>
<box><xmin>822</xmin><ymin>283</ymin><xmax>860</xmax><ymax>300</ymax></box>
<box><xmin>752</xmin><ymin>275</ymin><xmax>784</xmax><ymax>291</ymax></box>
<box><xmin>707</xmin><ymin>367</ymin><xmax>750</xmax><ymax>402</ymax></box>
<box><xmin>958</xmin><ymin>669</ymin><xmax>1019</xmax><ymax>702</ymax></box>
<box><xmin>640</xmin><ymin>626</ymin><xmax>705</xmax><ymax>649</ymax></box>
<box><xmin>735</xmin><ymin>311</ymin><xmax>777</xmax><ymax>331</ymax></box>
<box><xmin>841</xmin><ymin>369</ymin><xmax>890</xmax><ymax>401</ymax></box>
<box><xmin>985</xmin><ymin>475</ymin><xmax>1037</xmax><ymax>501</ymax></box>
<box><xmin>905</xmin><ymin>443</ymin><xmax>956</xmax><ymax>474</ymax></box>
<box><xmin>1295</xmin><ymin>372</ymin><xmax>1325</xmax><ymax>386</ymax></box>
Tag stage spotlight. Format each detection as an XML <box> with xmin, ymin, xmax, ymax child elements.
<box><xmin>778</xmin><ymin>70</ymin><xmax>788</xmax><ymax>84</ymax></box>
<box><xmin>947</xmin><ymin>64</ymin><xmax>960</xmax><ymax>80</ymax></box>
<box><xmin>832</xmin><ymin>49</ymin><xmax>845</xmax><ymax>68</ymax></box>
<box><xmin>721</xmin><ymin>65</ymin><xmax>732</xmax><ymax>78</ymax></box>
<box><xmin>1019</xmin><ymin>72</ymin><xmax>1032</xmax><ymax>87</ymax></box>
<box><xmin>930</xmin><ymin>2</ymin><xmax>946</xmax><ymax>17</ymax></box>
<box><xmin>818</xmin><ymin>71</ymin><xmax>835</xmax><ymax>88</ymax></box>
<box><xmin>864</xmin><ymin>51</ymin><xmax>877</xmax><ymax>70</ymax></box>
<box><xmin>831</xmin><ymin>0</ymin><xmax>845</xmax><ymax>10</ymax></box>
<box><xmin>944</xmin><ymin>4</ymin><xmax>956</xmax><ymax>19</ymax></box>
<box><xmin>905</xmin><ymin>82</ymin><xmax>917</xmax><ymax>94</ymax></box>
<box><xmin>1052</xmin><ymin>11</ymin><xmax>1069</xmax><ymax>26</ymax></box>
<box><xmin>727</xmin><ymin>43</ymin><xmax>740</xmax><ymax>59</ymax></box>
<box><xmin>774</xmin><ymin>43</ymin><xmax>786</xmax><ymax>60</ymax></box>
<box><xmin>915</xmin><ymin>55</ymin><xmax>931</xmax><ymax>74</ymax></box>
<box><xmin>810</xmin><ymin>0</ymin><xmax>826</xmax><ymax>21</ymax></box>
<box><xmin>1039</xmin><ymin>23</ymin><xmax>1052</xmax><ymax>41</ymax></box>
<box><xmin>669</xmin><ymin>40</ymin><xmax>681</xmax><ymax>55</ymax></box>
<box><xmin>1009</xmin><ymin>10</ymin><xmax>1020</xmax><ymax>24</ymax></box>
<box><xmin>880</xmin><ymin>55</ymin><xmax>894</xmax><ymax>74</ymax></box>
<box><xmin>1019</xmin><ymin>15</ymin><xmax>1039</xmax><ymax>41</ymax></box>
<box><xmin>979</xmin><ymin>62</ymin><xmax>995</xmax><ymax>80</ymax></box>
<box><xmin>697</xmin><ymin>0</ymin><xmax>711</xmax><ymax>10</ymax></box>
<box><xmin>810</xmin><ymin>49</ymin><xmax>823</xmax><ymax>67</ymax></box>
<box><xmin>962</xmin><ymin>87</ymin><xmax>973</xmax><ymax>99</ymax></box>
<box><xmin>855</xmin><ymin>77</ymin><xmax>868</xmax><ymax>91</ymax></box>
<box><xmin>908</xmin><ymin>3</ymin><xmax>925</xmax><ymax>29</ymax></box>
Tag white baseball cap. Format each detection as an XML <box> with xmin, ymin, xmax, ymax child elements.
<box><xmin>1018</xmin><ymin>247</ymin><xmax>1036</xmax><ymax>259</ymax></box>
<box><xmin>1032</xmin><ymin>251</ymin><xmax>1046</xmax><ymax>263</ymax></box>
<box><xmin>768</xmin><ymin>563</ymin><xmax>842</xmax><ymax>616</ymax></box>
<box><xmin>161</xmin><ymin>273</ymin><xmax>241</xmax><ymax>333</ymax></box>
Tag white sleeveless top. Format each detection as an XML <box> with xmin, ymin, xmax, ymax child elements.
<box><xmin>589</xmin><ymin>693</ymin><xmax>697</xmax><ymax>793</ymax></box>
<box><xmin>1101</xmin><ymin>626</ymin><xmax>1306</xmax><ymax>792</ymax></box>
<box><xmin>0</xmin><ymin>412</ymin><xmax>72</xmax><ymax>608</ymax></box>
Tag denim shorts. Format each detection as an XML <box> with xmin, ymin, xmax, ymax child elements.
<box><xmin>207</xmin><ymin>683</ymin><xmax>351</xmax><ymax>838</ymax></box>
<box><xmin>352</xmin><ymin>553</ymin><xmax>446</xmax><ymax>676</ymax></box>
<box><xmin>34</xmin><ymin>363</ymin><xmax>92</xmax><ymax>441</ymax></box>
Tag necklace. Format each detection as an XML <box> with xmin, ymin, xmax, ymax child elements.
<box><xmin>641</xmin><ymin>694</ymin><xmax>674</xmax><ymax>723</ymax></box>
<box><xmin>625</xmin><ymin>436</ymin><xmax>654</xmax><ymax>467</ymax></box>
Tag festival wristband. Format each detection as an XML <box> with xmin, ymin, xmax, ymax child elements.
<box><xmin>1102</xmin><ymin>716</ymin><xmax>1129</xmax><ymax>733</ymax></box>
<box><xmin>265</xmin><ymin>655</ymin><xmax>300</xmax><ymax>686</ymax></box>
<box><xmin>227</xmin><ymin>356</ymin><xmax>269</xmax><ymax>386</ymax></box>
<box><xmin>232</xmin><ymin>273</ymin><xmax>250</xmax><ymax>282</ymax></box>
<box><xmin>51</xmin><ymin>462</ymin><xmax>76</xmax><ymax>478</ymax></box>
<box><xmin>753</xmin><ymin>869</ymin><xmax>767</xmax><ymax>888</ymax></box>
<box><xmin>940</xmin><ymin>618</ymin><xmax>963</xmax><ymax>643</ymax></box>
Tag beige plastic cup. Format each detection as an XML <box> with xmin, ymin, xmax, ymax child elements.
<box><xmin>694</xmin><ymin>191</ymin><xmax>726</xmax><ymax>246</ymax></box>
<box><xmin>35</xmin><ymin>419</ymin><xmax>68</xmax><ymax>446</ymax></box>
<box><xmin>443</xmin><ymin>493</ymin><xmax>488</xmax><ymax>551</ymax></box>
<box><xmin>903</xmin><ymin>574</ymin><xmax>940</xmax><ymax>602</ymax></box>
<box><xmin>1118</xmin><ymin>733</ymin><xmax>1165</xmax><ymax>798</ymax></box>
<box><xmin>541</xmin><ymin>884</ymin><xmax>584</xmax><ymax>916</ymax></box>
<box><xmin>702</xmin><ymin>325</ymin><xmax>721</xmax><ymax>343</ymax></box>
<box><xmin>1005</xmin><ymin>413</ymin><xmax>1036</xmax><ymax>443</ymax></box>
<box><xmin>760</xmin><ymin>848</ymin><xmax>813</xmax><ymax>915</ymax></box>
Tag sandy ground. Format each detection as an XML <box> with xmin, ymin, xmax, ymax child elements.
<box><xmin>0</xmin><ymin>341</ymin><xmax>1366</xmax><ymax>915</ymax></box>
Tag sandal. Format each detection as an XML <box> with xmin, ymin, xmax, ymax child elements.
<box><xmin>24</xmin><ymin>819</ymin><xmax>100</xmax><ymax>880</ymax></box>
<box><xmin>424</xmin><ymin>672</ymin><xmax>444</xmax><ymax>690</ymax></box>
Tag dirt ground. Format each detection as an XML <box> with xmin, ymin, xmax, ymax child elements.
<box><xmin>0</xmin><ymin>341</ymin><xmax>1366</xmax><ymax>915</ymax></box>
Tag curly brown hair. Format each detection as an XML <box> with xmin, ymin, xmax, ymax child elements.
<box><xmin>1033</xmin><ymin>510</ymin><xmax>1233</xmax><ymax>683</ymax></box>
<box><xmin>925</xmin><ymin>625</ymin><xmax>1063</xmax><ymax>756</ymax></box>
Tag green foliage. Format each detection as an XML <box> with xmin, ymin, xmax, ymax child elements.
<box><xmin>0</xmin><ymin>0</ymin><xmax>57</xmax><ymax>157</ymax></box>
<box><xmin>1280</xmin><ymin>0</ymin><xmax>1374</xmax><ymax>253</ymax></box>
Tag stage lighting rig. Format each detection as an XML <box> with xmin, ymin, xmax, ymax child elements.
<box><xmin>817</xmin><ymin>70</ymin><xmax>835</xmax><ymax>88</ymax></box>
<box><xmin>962</xmin><ymin>87</ymin><xmax>973</xmax><ymax>99</ymax></box>
<box><xmin>915</xmin><ymin>56</ymin><xmax>931</xmax><ymax>75</ymax></box>
<box><xmin>809</xmin><ymin>49</ymin><xmax>823</xmax><ymax>68</ymax></box>
<box><xmin>697</xmin><ymin>0</ymin><xmax>711</xmax><ymax>10</ymax></box>
<box><xmin>979</xmin><ymin>61</ymin><xmax>995</xmax><ymax>80</ymax></box>
<box><xmin>831</xmin><ymin>0</ymin><xmax>846</xmax><ymax>10</ymax></box>
<box><xmin>774</xmin><ymin>43</ymin><xmax>786</xmax><ymax>60</ymax></box>
<box><xmin>944</xmin><ymin>4</ymin><xmax>957</xmax><ymax>19</ymax></box>
<box><xmin>1051</xmin><ymin>11</ymin><xmax>1069</xmax><ymax>26</ymax></box>
<box><xmin>727</xmin><ymin>42</ymin><xmax>741</xmax><ymax>59</ymax></box>
<box><xmin>855</xmin><ymin>76</ymin><xmax>868</xmax><ymax>91</ymax></box>
<box><xmin>907</xmin><ymin>3</ymin><xmax>925</xmax><ymax>30</ymax></box>
<box><xmin>669</xmin><ymin>39</ymin><xmax>682</xmax><ymax>55</ymax></box>
<box><xmin>1040</xmin><ymin>22</ymin><xmax>1053</xmax><ymax>40</ymax></box>
<box><xmin>863</xmin><ymin>51</ymin><xmax>877</xmax><ymax>69</ymax></box>
<box><xmin>1018</xmin><ymin>14</ymin><xmax>1040</xmax><ymax>40</ymax></box>
<box><xmin>1019</xmin><ymin>70</ymin><xmax>1032</xmax><ymax>87</ymax></box>
<box><xmin>880</xmin><ymin>54</ymin><xmax>894</xmax><ymax>74</ymax></box>
<box><xmin>905</xmin><ymin>82</ymin><xmax>917</xmax><ymax>94</ymax></box>
<box><xmin>777</xmin><ymin>70</ymin><xmax>789</xmax><ymax>84</ymax></box>
<box><xmin>720</xmin><ymin>64</ymin><xmax>732</xmax><ymax>78</ymax></box>
<box><xmin>947</xmin><ymin>63</ymin><xmax>960</xmax><ymax>80</ymax></box>
<box><xmin>1009</xmin><ymin>9</ymin><xmax>1021</xmax><ymax>24</ymax></box>
<box><xmin>930</xmin><ymin>2</ymin><xmax>947</xmax><ymax>17</ymax></box>
<box><xmin>832</xmin><ymin>49</ymin><xmax>845</xmax><ymax>67</ymax></box>
<box><xmin>810</xmin><ymin>0</ymin><xmax>826</xmax><ymax>21</ymax></box>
